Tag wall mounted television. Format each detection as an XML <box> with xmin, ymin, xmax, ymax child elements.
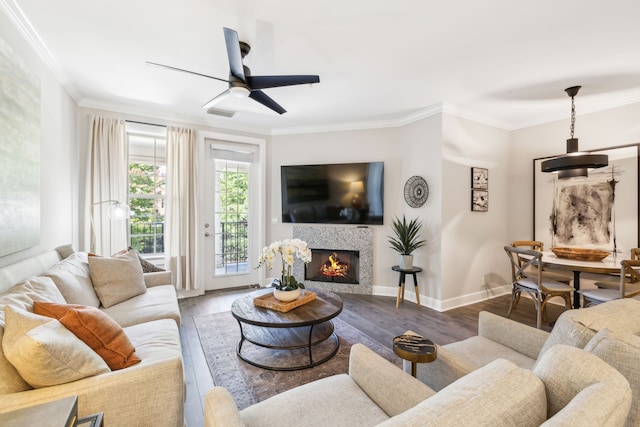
<box><xmin>281</xmin><ymin>162</ymin><xmax>384</xmax><ymax>225</ymax></box>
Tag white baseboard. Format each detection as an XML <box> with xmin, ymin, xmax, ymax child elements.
<box><xmin>372</xmin><ymin>284</ymin><xmax>512</xmax><ymax>312</ymax></box>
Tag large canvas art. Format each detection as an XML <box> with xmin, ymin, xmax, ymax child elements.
<box><xmin>0</xmin><ymin>38</ymin><xmax>41</xmax><ymax>257</ymax></box>
<box><xmin>534</xmin><ymin>145</ymin><xmax>639</xmax><ymax>255</ymax></box>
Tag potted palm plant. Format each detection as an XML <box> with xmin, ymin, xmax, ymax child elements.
<box><xmin>388</xmin><ymin>215</ymin><xmax>426</xmax><ymax>269</ymax></box>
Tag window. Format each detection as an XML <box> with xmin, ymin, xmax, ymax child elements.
<box><xmin>214</xmin><ymin>158</ymin><xmax>249</xmax><ymax>274</ymax></box>
<box><xmin>127</xmin><ymin>125</ymin><xmax>166</xmax><ymax>256</ymax></box>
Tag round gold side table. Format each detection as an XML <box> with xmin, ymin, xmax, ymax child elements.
<box><xmin>393</xmin><ymin>334</ymin><xmax>437</xmax><ymax>377</ymax></box>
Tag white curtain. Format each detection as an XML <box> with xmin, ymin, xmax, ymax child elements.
<box><xmin>85</xmin><ymin>115</ymin><xmax>128</xmax><ymax>255</ymax></box>
<box><xmin>165</xmin><ymin>126</ymin><xmax>199</xmax><ymax>290</ymax></box>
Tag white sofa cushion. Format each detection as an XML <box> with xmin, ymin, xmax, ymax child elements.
<box><xmin>584</xmin><ymin>328</ymin><xmax>640</xmax><ymax>427</ymax></box>
<box><xmin>380</xmin><ymin>358</ymin><xmax>546</xmax><ymax>427</ymax></box>
<box><xmin>0</xmin><ymin>276</ymin><xmax>66</xmax><ymax>394</ymax></box>
<box><xmin>241</xmin><ymin>374</ymin><xmax>391</xmax><ymax>427</ymax></box>
<box><xmin>444</xmin><ymin>335</ymin><xmax>538</xmax><ymax>370</ymax></box>
<box><xmin>88</xmin><ymin>250</ymin><xmax>146</xmax><ymax>308</ymax></box>
<box><xmin>100</xmin><ymin>284</ymin><xmax>181</xmax><ymax>327</ymax></box>
<box><xmin>42</xmin><ymin>252</ymin><xmax>100</xmax><ymax>307</ymax></box>
<box><xmin>2</xmin><ymin>306</ymin><xmax>110</xmax><ymax>388</ymax></box>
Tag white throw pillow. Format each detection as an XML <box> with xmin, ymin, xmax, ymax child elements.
<box><xmin>42</xmin><ymin>252</ymin><xmax>100</xmax><ymax>307</ymax></box>
<box><xmin>2</xmin><ymin>305</ymin><xmax>110</xmax><ymax>388</ymax></box>
<box><xmin>88</xmin><ymin>249</ymin><xmax>146</xmax><ymax>308</ymax></box>
<box><xmin>585</xmin><ymin>328</ymin><xmax>640</xmax><ymax>427</ymax></box>
<box><xmin>0</xmin><ymin>276</ymin><xmax>66</xmax><ymax>394</ymax></box>
<box><xmin>537</xmin><ymin>299</ymin><xmax>640</xmax><ymax>360</ymax></box>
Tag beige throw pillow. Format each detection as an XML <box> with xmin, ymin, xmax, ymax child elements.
<box><xmin>537</xmin><ymin>299</ymin><xmax>640</xmax><ymax>360</ymax></box>
<box><xmin>585</xmin><ymin>328</ymin><xmax>640</xmax><ymax>427</ymax></box>
<box><xmin>88</xmin><ymin>249</ymin><xmax>147</xmax><ymax>308</ymax></box>
<box><xmin>2</xmin><ymin>306</ymin><xmax>110</xmax><ymax>388</ymax></box>
<box><xmin>42</xmin><ymin>252</ymin><xmax>100</xmax><ymax>307</ymax></box>
<box><xmin>0</xmin><ymin>276</ymin><xmax>66</xmax><ymax>394</ymax></box>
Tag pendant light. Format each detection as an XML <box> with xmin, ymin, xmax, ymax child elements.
<box><xmin>540</xmin><ymin>86</ymin><xmax>608</xmax><ymax>179</ymax></box>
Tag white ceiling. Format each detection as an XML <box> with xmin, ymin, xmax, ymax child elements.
<box><xmin>7</xmin><ymin>0</ymin><xmax>640</xmax><ymax>135</ymax></box>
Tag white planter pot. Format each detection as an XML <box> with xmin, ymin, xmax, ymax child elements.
<box><xmin>273</xmin><ymin>288</ymin><xmax>301</xmax><ymax>302</ymax></box>
<box><xmin>399</xmin><ymin>255</ymin><xmax>414</xmax><ymax>270</ymax></box>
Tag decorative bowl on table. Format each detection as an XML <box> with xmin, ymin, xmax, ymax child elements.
<box><xmin>550</xmin><ymin>247</ymin><xmax>610</xmax><ymax>262</ymax></box>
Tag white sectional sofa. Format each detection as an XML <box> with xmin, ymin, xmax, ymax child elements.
<box><xmin>412</xmin><ymin>299</ymin><xmax>640</xmax><ymax>427</ymax></box>
<box><xmin>204</xmin><ymin>342</ymin><xmax>631</xmax><ymax>426</ymax></box>
<box><xmin>0</xmin><ymin>245</ymin><xmax>184</xmax><ymax>427</ymax></box>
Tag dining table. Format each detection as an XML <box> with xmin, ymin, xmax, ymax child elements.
<box><xmin>536</xmin><ymin>251</ymin><xmax>621</xmax><ymax>308</ymax></box>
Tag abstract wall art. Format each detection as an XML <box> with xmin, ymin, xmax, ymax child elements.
<box><xmin>0</xmin><ymin>38</ymin><xmax>41</xmax><ymax>257</ymax></box>
<box><xmin>534</xmin><ymin>144</ymin><xmax>639</xmax><ymax>254</ymax></box>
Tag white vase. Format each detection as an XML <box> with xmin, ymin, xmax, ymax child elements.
<box><xmin>399</xmin><ymin>255</ymin><xmax>413</xmax><ymax>270</ymax></box>
<box><xmin>273</xmin><ymin>288</ymin><xmax>301</xmax><ymax>302</ymax></box>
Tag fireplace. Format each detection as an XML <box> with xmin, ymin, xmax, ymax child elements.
<box><xmin>305</xmin><ymin>249</ymin><xmax>360</xmax><ymax>284</ymax></box>
<box><xmin>293</xmin><ymin>225</ymin><xmax>372</xmax><ymax>294</ymax></box>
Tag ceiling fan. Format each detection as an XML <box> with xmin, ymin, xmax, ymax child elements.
<box><xmin>147</xmin><ymin>27</ymin><xmax>320</xmax><ymax>115</ymax></box>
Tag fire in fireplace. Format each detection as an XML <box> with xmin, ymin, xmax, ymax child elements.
<box><xmin>305</xmin><ymin>249</ymin><xmax>360</xmax><ymax>284</ymax></box>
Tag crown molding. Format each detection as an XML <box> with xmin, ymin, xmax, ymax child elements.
<box><xmin>0</xmin><ymin>0</ymin><xmax>80</xmax><ymax>102</ymax></box>
<box><xmin>271</xmin><ymin>104</ymin><xmax>446</xmax><ymax>136</ymax></box>
<box><xmin>78</xmin><ymin>98</ymin><xmax>272</xmax><ymax>136</ymax></box>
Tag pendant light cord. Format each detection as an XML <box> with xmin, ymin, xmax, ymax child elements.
<box><xmin>569</xmin><ymin>94</ymin><xmax>576</xmax><ymax>139</ymax></box>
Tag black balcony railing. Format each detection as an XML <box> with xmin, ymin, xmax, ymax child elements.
<box><xmin>220</xmin><ymin>220</ymin><xmax>248</xmax><ymax>264</ymax></box>
<box><xmin>130</xmin><ymin>221</ymin><xmax>164</xmax><ymax>254</ymax></box>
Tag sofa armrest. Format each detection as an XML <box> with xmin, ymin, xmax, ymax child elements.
<box><xmin>204</xmin><ymin>387</ymin><xmax>245</xmax><ymax>427</ymax></box>
<box><xmin>0</xmin><ymin>356</ymin><xmax>184</xmax><ymax>426</ymax></box>
<box><xmin>411</xmin><ymin>345</ymin><xmax>480</xmax><ymax>391</ymax></box>
<box><xmin>478</xmin><ymin>311</ymin><xmax>549</xmax><ymax>360</ymax></box>
<box><xmin>535</xmin><ymin>345</ymin><xmax>632</xmax><ymax>427</ymax></box>
<box><xmin>143</xmin><ymin>271</ymin><xmax>172</xmax><ymax>287</ymax></box>
<box><xmin>348</xmin><ymin>343</ymin><xmax>435</xmax><ymax>417</ymax></box>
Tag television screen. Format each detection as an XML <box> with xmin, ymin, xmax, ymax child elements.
<box><xmin>281</xmin><ymin>162</ymin><xmax>384</xmax><ymax>225</ymax></box>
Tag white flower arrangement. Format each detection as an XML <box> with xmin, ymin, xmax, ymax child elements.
<box><xmin>257</xmin><ymin>239</ymin><xmax>312</xmax><ymax>291</ymax></box>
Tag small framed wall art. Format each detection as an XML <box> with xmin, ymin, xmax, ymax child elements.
<box><xmin>471</xmin><ymin>167</ymin><xmax>488</xmax><ymax>189</ymax></box>
<box><xmin>471</xmin><ymin>167</ymin><xmax>488</xmax><ymax>212</ymax></box>
<box><xmin>471</xmin><ymin>190</ymin><xmax>489</xmax><ymax>212</ymax></box>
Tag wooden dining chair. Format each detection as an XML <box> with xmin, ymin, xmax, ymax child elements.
<box><xmin>504</xmin><ymin>246</ymin><xmax>574</xmax><ymax>329</ymax></box>
<box><xmin>580</xmin><ymin>259</ymin><xmax>640</xmax><ymax>307</ymax></box>
<box><xmin>594</xmin><ymin>248</ymin><xmax>640</xmax><ymax>290</ymax></box>
<box><xmin>510</xmin><ymin>240</ymin><xmax>573</xmax><ymax>285</ymax></box>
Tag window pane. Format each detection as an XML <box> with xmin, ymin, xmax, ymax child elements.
<box><xmin>128</xmin><ymin>132</ymin><xmax>166</xmax><ymax>256</ymax></box>
<box><xmin>214</xmin><ymin>159</ymin><xmax>250</xmax><ymax>276</ymax></box>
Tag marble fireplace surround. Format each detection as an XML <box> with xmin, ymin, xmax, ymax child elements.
<box><xmin>293</xmin><ymin>225</ymin><xmax>373</xmax><ymax>294</ymax></box>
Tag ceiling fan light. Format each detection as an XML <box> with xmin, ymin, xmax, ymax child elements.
<box><xmin>229</xmin><ymin>86</ymin><xmax>250</xmax><ymax>98</ymax></box>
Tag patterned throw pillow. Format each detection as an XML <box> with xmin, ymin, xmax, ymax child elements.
<box><xmin>112</xmin><ymin>247</ymin><xmax>165</xmax><ymax>273</ymax></box>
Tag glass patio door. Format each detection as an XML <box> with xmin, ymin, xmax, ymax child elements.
<box><xmin>203</xmin><ymin>140</ymin><xmax>260</xmax><ymax>290</ymax></box>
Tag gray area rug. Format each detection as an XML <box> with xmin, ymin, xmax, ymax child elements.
<box><xmin>194</xmin><ymin>311</ymin><xmax>401</xmax><ymax>410</ymax></box>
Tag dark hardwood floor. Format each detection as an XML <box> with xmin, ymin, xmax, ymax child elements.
<box><xmin>178</xmin><ymin>288</ymin><xmax>563</xmax><ymax>427</ymax></box>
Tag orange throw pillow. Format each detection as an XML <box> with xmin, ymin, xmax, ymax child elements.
<box><xmin>34</xmin><ymin>302</ymin><xmax>141</xmax><ymax>370</ymax></box>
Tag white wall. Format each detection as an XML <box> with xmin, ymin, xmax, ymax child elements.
<box><xmin>440</xmin><ymin>113</ymin><xmax>511</xmax><ymax>309</ymax></box>
<box><xmin>0</xmin><ymin>9</ymin><xmax>78</xmax><ymax>268</ymax></box>
<box><xmin>269</xmin><ymin>119</ymin><xmax>443</xmax><ymax>299</ymax></box>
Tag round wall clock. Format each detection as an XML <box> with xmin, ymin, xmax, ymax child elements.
<box><xmin>404</xmin><ymin>176</ymin><xmax>429</xmax><ymax>208</ymax></box>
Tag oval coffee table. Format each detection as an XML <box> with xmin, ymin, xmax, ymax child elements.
<box><xmin>231</xmin><ymin>288</ymin><xmax>343</xmax><ymax>371</ymax></box>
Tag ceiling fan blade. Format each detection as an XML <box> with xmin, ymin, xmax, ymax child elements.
<box><xmin>146</xmin><ymin>61</ymin><xmax>229</xmax><ymax>83</ymax></box>
<box><xmin>202</xmin><ymin>89</ymin><xmax>231</xmax><ymax>110</ymax></box>
<box><xmin>247</xmin><ymin>75</ymin><xmax>320</xmax><ymax>90</ymax></box>
<box><xmin>249</xmin><ymin>90</ymin><xmax>286</xmax><ymax>114</ymax></box>
<box><xmin>223</xmin><ymin>27</ymin><xmax>246</xmax><ymax>81</ymax></box>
